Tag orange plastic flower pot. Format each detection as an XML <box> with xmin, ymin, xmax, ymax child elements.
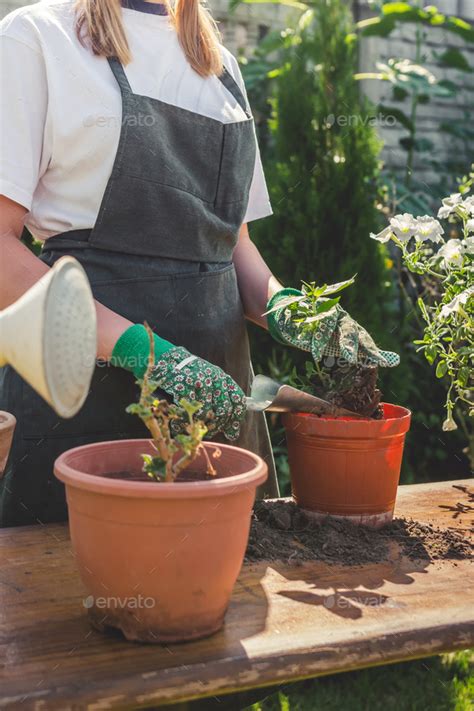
<box><xmin>283</xmin><ymin>403</ymin><xmax>411</xmax><ymax>528</ymax></box>
<box><xmin>55</xmin><ymin>439</ymin><xmax>267</xmax><ymax>643</ymax></box>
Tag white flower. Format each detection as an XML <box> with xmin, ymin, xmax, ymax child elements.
<box><xmin>466</xmin><ymin>219</ymin><xmax>474</xmax><ymax>234</ymax></box>
<box><xmin>370</xmin><ymin>226</ymin><xmax>392</xmax><ymax>243</ymax></box>
<box><xmin>438</xmin><ymin>193</ymin><xmax>462</xmax><ymax>219</ymax></box>
<box><xmin>462</xmin><ymin>196</ymin><xmax>474</xmax><ymax>216</ymax></box>
<box><xmin>436</xmin><ymin>239</ymin><xmax>464</xmax><ymax>269</ymax></box>
<box><xmin>464</xmin><ymin>236</ymin><xmax>474</xmax><ymax>253</ymax></box>
<box><xmin>439</xmin><ymin>286</ymin><xmax>474</xmax><ymax>319</ymax></box>
<box><xmin>413</xmin><ymin>216</ymin><xmax>444</xmax><ymax>243</ymax></box>
<box><xmin>442</xmin><ymin>414</ymin><xmax>458</xmax><ymax>432</ymax></box>
<box><xmin>389</xmin><ymin>213</ymin><xmax>417</xmax><ymax>242</ymax></box>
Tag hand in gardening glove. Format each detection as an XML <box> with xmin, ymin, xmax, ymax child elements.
<box><xmin>266</xmin><ymin>287</ymin><xmax>399</xmax><ymax>368</ymax></box>
<box><xmin>110</xmin><ymin>325</ymin><xmax>246</xmax><ymax>441</ymax></box>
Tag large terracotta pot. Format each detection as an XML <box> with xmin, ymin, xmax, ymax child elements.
<box><xmin>283</xmin><ymin>403</ymin><xmax>411</xmax><ymax>528</ymax></box>
<box><xmin>0</xmin><ymin>411</ymin><xmax>16</xmax><ymax>479</ymax></box>
<box><xmin>55</xmin><ymin>439</ymin><xmax>267</xmax><ymax>643</ymax></box>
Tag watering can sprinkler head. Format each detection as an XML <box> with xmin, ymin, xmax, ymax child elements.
<box><xmin>0</xmin><ymin>256</ymin><xmax>97</xmax><ymax>418</ymax></box>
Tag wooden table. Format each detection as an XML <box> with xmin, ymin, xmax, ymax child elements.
<box><xmin>1</xmin><ymin>480</ymin><xmax>473</xmax><ymax>710</ymax></box>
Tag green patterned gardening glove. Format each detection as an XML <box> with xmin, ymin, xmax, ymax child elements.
<box><xmin>266</xmin><ymin>289</ymin><xmax>399</xmax><ymax>368</ymax></box>
<box><xmin>312</xmin><ymin>307</ymin><xmax>400</xmax><ymax>367</ymax></box>
<box><xmin>111</xmin><ymin>325</ymin><xmax>246</xmax><ymax>441</ymax></box>
<box><xmin>151</xmin><ymin>347</ymin><xmax>246</xmax><ymax>441</ymax></box>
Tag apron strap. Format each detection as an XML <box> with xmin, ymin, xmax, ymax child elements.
<box><xmin>217</xmin><ymin>68</ymin><xmax>252</xmax><ymax>119</ymax></box>
<box><xmin>107</xmin><ymin>57</ymin><xmax>252</xmax><ymax>119</ymax></box>
<box><xmin>107</xmin><ymin>57</ymin><xmax>133</xmax><ymax>95</ymax></box>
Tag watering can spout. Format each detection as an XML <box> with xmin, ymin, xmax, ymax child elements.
<box><xmin>0</xmin><ymin>257</ymin><xmax>97</xmax><ymax>418</ymax></box>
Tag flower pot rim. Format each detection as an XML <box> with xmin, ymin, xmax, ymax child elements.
<box><xmin>283</xmin><ymin>403</ymin><xmax>411</xmax><ymax>439</ymax></box>
<box><xmin>291</xmin><ymin>402</ymin><xmax>411</xmax><ymax>422</ymax></box>
<box><xmin>54</xmin><ymin>439</ymin><xmax>267</xmax><ymax>499</ymax></box>
<box><xmin>0</xmin><ymin>410</ymin><xmax>16</xmax><ymax>430</ymax></box>
<box><xmin>285</xmin><ymin>402</ymin><xmax>411</xmax><ymax>423</ymax></box>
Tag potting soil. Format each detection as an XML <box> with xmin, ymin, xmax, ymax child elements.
<box><xmin>314</xmin><ymin>363</ymin><xmax>383</xmax><ymax>418</ymax></box>
<box><xmin>245</xmin><ymin>499</ymin><xmax>473</xmax><ymax>566</ymax></box>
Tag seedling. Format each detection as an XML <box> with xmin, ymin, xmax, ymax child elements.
<box><xmin>127</xmin><ymin>324</ymin><xmax>219</xmax><ymax>482</ymax></box>
<box><xmin>266</xmin><ymin>277</ymin><xmax>383</xmax><ymax>417</ymax></box>
<box><xmin>270</xmin><ymin>276</ymin><xmax>356</xmax><ymax>335</ymax></box>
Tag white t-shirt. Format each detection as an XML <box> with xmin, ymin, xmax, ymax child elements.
<box><xmin>0</xmin><ymin>0</ymin><xmax>272</xmax><ymax>241</ymax></box>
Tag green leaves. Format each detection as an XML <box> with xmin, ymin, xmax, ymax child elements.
<box><xmin>378</xmin><ymin>59</ymin><xmax>457</xmax><ymax>99</ymax></box>
<box><xmin>302</xmin><ymin>275</ymin><xmax>356</xmax><ymax>299</ymax></box>
<box><xmin>378</xmin><ymin>104</ymin><xmax>413</xmax><ymax>132</ymax></box>
<box><xmin>264</xmin><ymin>292</ymin><xmax>305</xmax><ymax>316</ymax></box>
<box><xmin>381</xmin><ymin>2</ymin><xmax>427</xmax><ymax>22</ymax></box>
<box><xmin>458</xmin><ymin>367</ymin><xmax>470</xmax><ymax>388</ymax></box>
<box><xmin>178</xmin><ymin>398</ymin><xmax>203</xmax><ymax>420</ymax></box>
<box><xmin>230</xmin><ymin>0</ymin><xmax>308</xmax><ymax>10</ymax></box>
<box><xmin>437</xmin><ymin>48</ymin><xmax>472</xmax><ymax>72</ymax></box>
<box><xmin>440</xmin><ymin>120</ymin><xmax>474</xmax><ymax>142</ymax></box>
<box><xmin>357</xmin><ymin>15</ymin><xmax>397</xmax><ymax>38</ymax></box>
<box><xmin>445</xmin><ymin>16</ymin><xmax>474</xmax><ymax>43</ymax></box>
<box><xmin>356</xmin><ymin>2</ymin><xmax>474</xmax><ymax>42</ymax></box>
<box><xmin>399</xmin><ymin>136</ymin><xmax>435</xmax><ymax>153</ymax></box>
<box><xmin>278</xmin><ymin>276</ymin><xmax>357</xmax><ymax>334</ymax></box>
<box><xmin>417</xmin><ymin>297</ymin><xmax>430</xmax><ymax>324</ymax></box>
<box><xmin>142</xmin><ymin>454</ymin><xmax>166</xmax><ymax>482</ymax></box>
<box><xmin>302</xmin><ymin>297</ymin><xmax>340</xmax><ymax>323</ymax></box>
<box><xmin>424</xmin><ymin>344</ymin><xmax>437</xmax><ymax>365</ymax></box>
<box><xmin>282</xmin><ymin>277</ymin><xmax>356</xmax><ymax>330</ymax></box>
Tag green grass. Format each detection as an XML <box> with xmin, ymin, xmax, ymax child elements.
<box><xmin>247</xmin><ymin>651</ymin><xmax>473</xmax><ymax>711</ymax></box>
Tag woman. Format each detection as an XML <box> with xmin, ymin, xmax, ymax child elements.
<box><xmin>0</xmin><ymin>0</ymin><xmax>289</xmax><ymax>526</ymax></box>
<box><xmin>0</xmin><ymin>0</ymin><xmax>398</xmax><ymax>528</ymax></box>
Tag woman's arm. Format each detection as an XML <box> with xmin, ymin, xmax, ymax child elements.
<box><xmin>232</xmin><ymin>223</ymin><xmax>283</xmax><ymax>328</ymax></box>
<box><xmin>0</xmin><ymin>196</ymin><xmax>132</xmax><ymax>360</ymax></box>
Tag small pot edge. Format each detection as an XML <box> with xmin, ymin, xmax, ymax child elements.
<box><xmin>54</xmin><ymin>439</ymin><xmax>268</xmax><ymax>498</ymax></box>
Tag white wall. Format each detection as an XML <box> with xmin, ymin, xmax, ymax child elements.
<box><xmin>357</xmin><ymin>0</ymin><xmax>474</xmax><ymax>188</ymax></box>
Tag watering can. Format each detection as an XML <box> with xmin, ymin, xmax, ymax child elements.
<box><xmin>0</xmin><ymin>256</ymin><xmax>96</xmax><ymax>418</ymax></box>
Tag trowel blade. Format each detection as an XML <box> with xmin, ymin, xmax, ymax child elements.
<box><xmin>245</xmin><ymin>375</ymin><xmax>365</xmax><ymax>419</ymax></box>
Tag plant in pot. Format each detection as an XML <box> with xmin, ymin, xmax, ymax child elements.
<box><xmin>55</xmin><ymin>326</ymin><xmax>267</xmax><ymax>643</ymax></box>
<box><xmin>266</xmin><ymin>279</ymin><xmax>411</xmax><ymax>528</ymax></box>
<box><xmin>371</xmin><ymin>181</ymin><xmax>473</xmax><ymax>467</ymax></box>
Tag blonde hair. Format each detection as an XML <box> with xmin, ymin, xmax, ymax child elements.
<box><xmin>75</xmin><ymin>0</ymin><xmax>223</xmax><ymax>77</ymax></box>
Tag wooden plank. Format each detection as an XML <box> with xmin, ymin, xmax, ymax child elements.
<box><xmin>0</xmin><ymin>480</ymin><xmax>472</xmax><ymax>710</ymax></box>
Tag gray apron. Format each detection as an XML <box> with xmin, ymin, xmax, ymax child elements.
<box><xmin>0</xmin><ymin>58</ymin><xmax>278</xmax><ymax>527</ymax></box>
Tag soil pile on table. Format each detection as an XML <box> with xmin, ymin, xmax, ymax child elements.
<box><xmin>245</xmin><ymin>500</ymin><xmax>473</xmax><ymax>566</ymax></box>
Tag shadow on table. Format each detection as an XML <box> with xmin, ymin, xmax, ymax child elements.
<box><xmin>143</xmin><ymin>527</ymin><xmax>437</xmax><ymax>708</ymax></box>
<box><xmin>142</xmin><ymin>542</ymin><xmax>432</xmax><ymax>710</ymax></box>
<box><xmin>274</xmin><ymin>538</ymin><xmax>430</xmax><ymax>621</ymax></box>
<box><xmin>439</xmin><ymin>484</ymin><xmax>474</xmax><ymax>521</ymax></box>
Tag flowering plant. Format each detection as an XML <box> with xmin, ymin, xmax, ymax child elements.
<box><xmin>371</xmin><ymin>183</ymin><xmax>473</xmax><ymax>436</ymax></box>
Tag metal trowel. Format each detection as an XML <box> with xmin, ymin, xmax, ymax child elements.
<box><xmin>245</xmin><ymin>375</ymin><xmax>365</xmax><ymax>419</ymax></box>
